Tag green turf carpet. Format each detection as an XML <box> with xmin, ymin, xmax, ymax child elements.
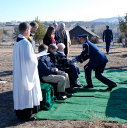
<box><xmin>35</xmin><ymin>70</ymin><xmax>127</xmax><ymax>123</ymax></box>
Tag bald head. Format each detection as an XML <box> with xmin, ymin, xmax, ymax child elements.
<box><xmin>57</xmin><ymin>43</ymin><xmax>65</xmax><ymax>51</ymax></box>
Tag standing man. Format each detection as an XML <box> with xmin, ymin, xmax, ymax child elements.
<box><xmin>103</xmin><ymin>25</ymin><xmax>113</xmax><ymax>54</ymax></box>
<box><xmin>29</xmin><ymin>21</ymin><xmax>39</xmax><ymax>50</ymax></box>
<box><xmin>55</xmin><ymin>23</ymin><xmax>71</xmax><ymax>56</ymax></box>
<box><xmin>53</xmin><ymin>22</ymin><xmax>58</xmax><ymax>30</ymax></box>
<box><xmin>72</xmin><ymin>34</ymin><xmax>117</xmax><ymax>91</ymax></box>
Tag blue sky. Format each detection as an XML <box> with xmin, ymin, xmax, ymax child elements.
<box><xmin>0</xmin><ymin>0</ymin><xmax>126</xmax><ymax>22</ymax></box>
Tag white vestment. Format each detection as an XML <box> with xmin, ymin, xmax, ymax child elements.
<box><xmin>13</xmin><ymin>34</ymin><xmax>42</xmax><ymax>110</ymax></box>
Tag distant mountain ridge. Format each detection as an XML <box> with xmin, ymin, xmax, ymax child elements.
<box><xmin>92</xmin><ymin>17</ymin><xmax>120</xmax><ymax>23</ymax></box>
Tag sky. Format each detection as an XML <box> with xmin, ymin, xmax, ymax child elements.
<box><xmin>0</xmin><ymin>0</ymin><xmax>126</xmax><ymax>22</ymax></box>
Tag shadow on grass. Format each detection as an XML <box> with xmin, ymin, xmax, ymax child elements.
<box><xmin>106</xmin><ymin>88</ymin><xmax>127</xmax><ymax>121</ymax></box>
<box><xmin>106</xmin><ymin>67</ymin><xmax>127</xmax><ymax>70</ymax></box>
<box><xmin>74</xmin><ymin>87</ymin><xmax>107</xmax><ymax>93</ymax></box>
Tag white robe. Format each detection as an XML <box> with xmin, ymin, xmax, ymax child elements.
<box><xmin>13</xmin><ymin>34</ymin><xmax>42</xmax><ymax>110</ymax></box>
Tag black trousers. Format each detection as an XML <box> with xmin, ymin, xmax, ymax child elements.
<box><xmin>15</xmin><ymin>106</ymin><xmax>40</xmax><ymax>120</ymax></box>
<box><xmin>106</xmin><ymin>41</ymin><xmax>111</xmax><ymax>53</ymax></box>
<box><xmin>84</xmin><ymin>63</ymin><xmax>116</xmax><ymax>87</ymax></box>
<box><xmin>64</xmin><ymin>64</ymin><xmax>80</xmax><ymax>85</ymax></box>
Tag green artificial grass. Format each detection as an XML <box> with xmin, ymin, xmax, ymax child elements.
<box><xmin>35</xmin><ymin>70</ymin><xmax>127</xmax><ymax>123</ymax></box>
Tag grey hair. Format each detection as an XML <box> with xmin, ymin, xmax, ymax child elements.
<box><xmin>57</xmin><ymin>43</ymin><xmax>65</xmax><ymax>49</ymax></box>
<box><xmin>59</xmin><ymin>23</ymin><xmax>65</xmax><ymax>29</ymax></box>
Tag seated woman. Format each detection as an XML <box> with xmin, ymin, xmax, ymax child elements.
<box><xmin>48</xmin><ymin>43</ymin><xmax>82</xmax><ymax>88</ymax></box>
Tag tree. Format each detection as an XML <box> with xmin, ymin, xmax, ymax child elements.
<box><xmin>13</xmin><ymin>26</ymin><xmax>19</xmax><ymax>40</ymax></box>
<box><xmin>119</xmin><ymin>13</ymin><xmax>127</xmax><ymax>34</ymax></box>
<box><xmin>0</xmin><ymin>29</ymin><xmax>3</xmax><ymax>44</ymax></box>
<box><xmin>34</xmin><ymin>17</ymin><xmax>46</xmax><ymax>45</ymax></box>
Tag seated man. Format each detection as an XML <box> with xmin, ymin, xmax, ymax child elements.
<box><xmin>48</xmin><ymin>43</ymin><xmax>82</xmax><ymax>88</ymax></box>
<box><xmin>37</xmin><ymin>44</ymin><xmax>72</xmax><ymax>100</ymax></box>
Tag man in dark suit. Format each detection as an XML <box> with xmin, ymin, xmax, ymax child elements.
<box><xmin>73</xmin><ymin>34</ymin><xmax>117</xmax><ymax>91</ymax></box>
<box><xmin>103</xmin><ymin>25</ymin><xmax>113</xmax><ymax>54</ymax></box>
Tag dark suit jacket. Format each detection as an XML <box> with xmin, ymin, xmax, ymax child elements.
<box><xmin>103</xmin><ymin>29</ymin><xmax>113</xmax><ymax>42</ymax></box>
<box><xmin>76</xmin><ymin>41</ymin><xmax>108</xmax><ymax>68</ymax></box>
<box><xmin>38</xmin><ymin>55</ymin><xmax>57</xmax><ymax>78</ymax></box>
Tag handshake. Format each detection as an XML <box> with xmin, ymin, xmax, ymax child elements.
<box><xmin>69</xmin><ymin>56</ymin><xmax>78</xmax><ymax>64</ymax></box>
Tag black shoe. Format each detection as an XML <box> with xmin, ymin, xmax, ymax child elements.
<box><xmin>56</xmin><ymin>95</ymin><xmax>67</xmax><ymax>100</ymax></box>
<box><xmin>84</xmin><ymin>85</ymin><xmax>94</xmax><ymax>88</ymax></box>
<box><xmin>56</xmin><ymin>92</ymin><xmax>67</xmax><ymax>100</ymax></box>
<box><xmin>65</xmin><ymin>88</ymin><xmax>76</xmax><ymax>93</ymax></box>
<box><xmin>64</xmin><ymin>92</ymin><xmax>73</xmax><ymax>98</ymax></box>
<box><xmin>73</xmin><ymin>83</ymin><xmax>83</xmax><ymax>87</ymax></box>
<box><xmin>105</xmin><ymin>84</ymin><xmax>117</xmax><ymax>91</ymax></box>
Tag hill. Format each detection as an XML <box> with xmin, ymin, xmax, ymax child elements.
<box><xmin>92</xmin><ymin>17</ymin><xmax>120</xmax><ymax>23</ymax></box>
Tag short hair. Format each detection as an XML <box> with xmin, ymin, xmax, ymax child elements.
<box><xmin>106</xmin><ymin>25</ymin><xmax>109</xmax><ymax>29</ymax></box>
<box><xmin>30</xmin><ymin>21</ymin><xmax>38</xmax><ymax>27</ymax></box>
<box><xmin>48</xmin><ymin>44</ymin><xmax>58</xmax><ymax>50</ymax></box>
<box><xmin>59</xmin><ymin>23</ymin><xmax>65</xmax><ymax>29</ymax></box>
<box><xmin>57</xmin><ymin>43</ymin><xmax>65</xmax><ymax>50</ymax></box>
<box><xmin>38</xmin><ymin>44</ymin><xmax>48</xmax><ymax>52</ymax></box>
<box><xmin>53</xmin><ymin>22</ymin><xmax>58</xmax><ymax>27</ymax></box>
<box><xmin>19</xmin><ymin>22</ymin><xmax>30</xmax><ymax>32</ymax></box>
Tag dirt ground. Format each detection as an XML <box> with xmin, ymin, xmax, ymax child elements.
<box><xmin>0</xmin><ymin>44</ymin><xmax>127</xmax><ymax>128</ymax></box>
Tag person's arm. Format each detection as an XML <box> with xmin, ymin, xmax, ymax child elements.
<box><xmin>38</xmin><ymin>57</ymin><xmax>57</xmax><ymax>77</ymax></box>
<box><xmin>66</xmin><ymin>30</ymin><xmax>71</xmax><ymax>46</ymax></box>
<box><xmin>111</xmin><ymin>30</ymin><xmax>113</xmax><ymax>41</ymax></box>
<box><xmin>72</xmin><ymin>43</ymin><xmax>89</xmax><ymax>63</ymax></box>
<box><xmin>103</xmin><ymin>31</ymin><xmax>105</xmax><ymax>42</ymax></box>
<box><xmin>76</xmin><ymin>51</ymin><xmax>88</xmax><ymax>63</ymax></box>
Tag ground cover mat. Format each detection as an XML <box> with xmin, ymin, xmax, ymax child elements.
<box><xmin>35</xmin><ymin>70</ymin><xmax>127</xmax><ymax>123</ymax></box>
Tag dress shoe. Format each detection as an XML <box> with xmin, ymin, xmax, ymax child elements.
<box><xmin>56</xmin><ymin>92</ymin><xmax>67</xmax><ymax>100</ymax></box>
<box><xmin>84</xmin><ymin>85</ymin><xmax>94</xmax><ymax>88</ymax></box>
<box><xmin>105</xmin><ymin>83</ymin><xmax>117</xmax><ymax>91</ymax></box>
<box><xmin>64</xmin><ymin>92</ymin><xmax>73</xmax><ymax>98</ymax></box>
<box><xmin>65</xmin><ymin>88</ymin><xmax>76</xmax><ymax>93</ymax></box>
<box><xmin>56</xmin><ymin>95</ymin><xmax>67</xmax><ymax>100</ymax></box>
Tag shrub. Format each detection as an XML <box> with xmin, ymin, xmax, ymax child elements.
<box><xmin>90</xmin><ymin>36</ymin><xmax>99</xmax><ymax>44</ymax></box>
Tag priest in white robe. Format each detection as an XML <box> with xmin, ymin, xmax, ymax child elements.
<box><xmin>13</xmin><ymin>22</ymin><xmax>42</xmax><ymax>120</ymax></box>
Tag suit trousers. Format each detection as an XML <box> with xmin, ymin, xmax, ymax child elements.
<box><xmin>84</xmin><ymin>63</ymin><xmax>116</xmax><ymax>87</ymax></box>
<box><xmin>106</xmin><ymin>41</ymin><xmax>111</xmax><ymax>53</ymax></box>
<box><xmin>42</xmin><ymin>73</ymin><xmax>70</xmax><ymax>92</ymax></box>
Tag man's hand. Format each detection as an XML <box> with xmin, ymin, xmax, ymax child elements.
<box><xmin>71</xmin><ymin>56</ymin><xmax>78</xmax><ymax>63</ymax></box>
<box><xmin>56</xmin><ymin>71</ymin><xmax>65</xmax><ymax>75</ymax></box>
<box><xmin>54</xmin><ymin>68</ymin><xmax>58</xmax><ymax>72</ymax></box>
